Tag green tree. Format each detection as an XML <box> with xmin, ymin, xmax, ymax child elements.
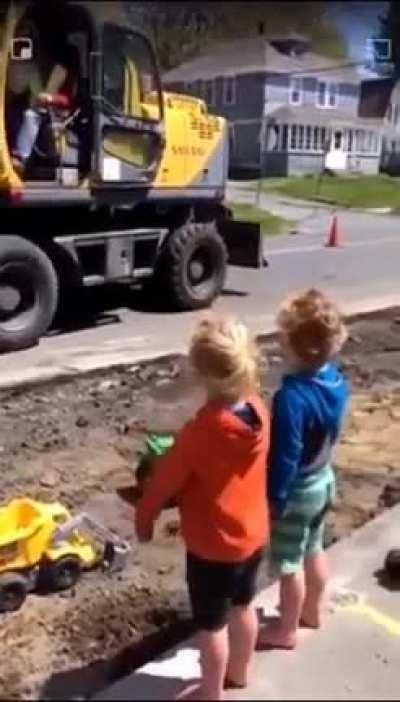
<box><xmin>125</xmin><ymin>1</ymin><xmax>347</xmax><ymax>71</ymax></box>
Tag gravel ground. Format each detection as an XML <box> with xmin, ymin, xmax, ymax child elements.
<box><xmin>0</xmin><ymin>309</ymin><xmax>400</xmax><ymax>700</ymax></box>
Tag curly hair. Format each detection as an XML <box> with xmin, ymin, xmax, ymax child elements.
<box><xmin>277</xmin><ymin>289</ymin><xmax>347</xmax><ymax>369</ymax></box>
<box><xmin>189</xmin><ymin>316</ymin><xmax>261</xmax><ymax>401</ymax></box>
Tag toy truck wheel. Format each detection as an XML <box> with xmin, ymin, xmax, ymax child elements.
<box><xmin>45</xmin><ymin>556</ymin><xmax>82</xmax><ymax>592</ymax></box>
<box><xmin>0</xmin><ymin>236</ymin><xmax>59</xmax><ymax>353</ymax></box>
<box><xmin>0</xmin><ymin>572</ymin><xmax>29</xmax><ymax>613</ymax></box>
<box><xmin>157</xmin><ymin>223</ymin><xmax>228</xmax><ymax>310</ymax></box>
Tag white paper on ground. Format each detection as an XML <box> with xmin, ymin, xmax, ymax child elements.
<box><xmin>140</xmin><ymin>647</ymin><xmax>200</xmax><ymax>681</ymax></box>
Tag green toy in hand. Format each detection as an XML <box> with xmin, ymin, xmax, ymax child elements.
<box><xmin>135</xmin><ymin>433</ymin><xmax>176</xmax><ymax>508</ymax></box>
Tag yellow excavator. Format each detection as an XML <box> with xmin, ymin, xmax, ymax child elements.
<box><xmin>0</xmin><ymin>0</ymin><xmax>263</xmax><ymax>353</ymax></box>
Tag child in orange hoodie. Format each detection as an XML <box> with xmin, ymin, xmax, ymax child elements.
<box><xmin>135</xmin><ymin>317</ymin><xmax>270</xmax><ymax>701</ymax></box>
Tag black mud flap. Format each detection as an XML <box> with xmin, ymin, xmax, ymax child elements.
<box><xmin>218</xmin><ymin>220</ymin><xmax>267</xmax><ymax>269</ymax></box>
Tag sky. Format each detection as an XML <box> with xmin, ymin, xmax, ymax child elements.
<box><xmin>329</xmin><ymin>1</ymin><xmax>387</xmax><ymax>62</ymax></box>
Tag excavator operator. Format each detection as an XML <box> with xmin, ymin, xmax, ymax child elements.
<box><xmin>7</xmin><ymin>21</ymin><xmax>81</xmax><ymax>176</ymax></box>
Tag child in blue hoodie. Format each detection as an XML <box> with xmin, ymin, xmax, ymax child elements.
<box><xmin>259</xmin><ymin>289</ymin><xmax>349</xmax><ymax>650</ymax></box>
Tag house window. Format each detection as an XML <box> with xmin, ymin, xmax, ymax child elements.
<box><xmin>289</xmin><ymin>77</ymin><xmax>303</xmax><ymax>105</ymax></box>
<box><xmin>328</xmin><ymin>83</ymin><xmax>338</xmax><ymax>107</ymax></box>
<box><xmin>305</xmin><ymin>126</ymin><xmax>312</xmax><ymax>150</ymax></box>
<box><xmin>205</xmin><ymin>79</ymin><xmax>216</xmax><ymax>106</ymax></box>
<box><xmin>282</xmin><ymin>124</ymin><xmax>288</xmax><ymax>150</ymax></box>
<box><xmin>298</xmin><ymin>125</ymin><xmax>304</xmax><ymax>149</ymax></box>
<box><xmin>334</xmin><ymin>130</ymin><xmax>342</xmax><ymax>149</ymax></box>
<box><xmin>265</xmin><ymin>124</ymin><xmax>281</xmax><ymax>151</ymax></box>
<box><xmin>288</xmin><ymin>124</ymin><xmax>343</xmax><ymax>153</ymax></box>
<box><xmin>290</xmin><ymin>124</ymin><xmax>298</xmax><ymax>149</ymax></box>
<box><xmin>355</xmin><ymin>129</ymin><xmax>364</xmax><ymax>152</ymax></box>
<box><xmin>347</xmin><ymin>130</ymin><xmax>354</xmax><ymax>152</ymax></box>
<box><xmin>316</xmin><ymin>81</ymin><xmax>338</xmax><ymax>109</ymax></box>
<box><xmin>394</xmin><ymin>104</ymin><xmax>400</xmax><ymax>126</ymax></box>
<box><xmin>313</xmin><ymin>126</ymin><xmax>319</xmax><ymax>151</ymax></box>
<box><xmin>223</xmin><ymin>76</ymin><xmax>236</xmax><ymax>106</ymax></box>
<box><xmin>353</xmin><ymin>129</ymin><xmax>378</xmax><ymax>154</ymax></box>
<box><xmin>289</xmin><ymin>124</ymin><xmax>326</xmax><ymax>152</ymax></box>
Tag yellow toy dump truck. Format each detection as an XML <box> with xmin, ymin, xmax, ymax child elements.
<box><xmin>0</xmin><ymin>497</ymin><xmax>130</xmax><ymax>613</ymax></box>
<box><xmin>0</xmin><ymin>0</ymin><xmax>262</xmax><ymax>353</ymax></box>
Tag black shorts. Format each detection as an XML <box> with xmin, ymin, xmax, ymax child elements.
<box><xmin>186</xmin><ymin>548</ymin><xmax>264</xmax><ymax>632</ymax></box>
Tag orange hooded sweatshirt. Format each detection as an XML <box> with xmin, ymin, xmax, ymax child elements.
<box><xmin>135</xmin><ymin>394</ymin><xmax>270</xmax><ymax>562</ymax></box>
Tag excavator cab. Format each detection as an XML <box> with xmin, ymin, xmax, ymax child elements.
<box><xmin>0</xmin><ymin>0</ymin><xmax>164</xmax><ymax>199</ymax></box>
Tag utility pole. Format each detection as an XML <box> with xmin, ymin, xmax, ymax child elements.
<box><xmin>256</xmin><ymin>117</ymin><xmax>267</xmax><ymax>208</ymax></box>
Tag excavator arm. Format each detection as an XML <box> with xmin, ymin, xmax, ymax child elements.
<box><xmin>52</xmin><ymin>513</ymin><xmax>131</xmax><ymax>573</ymax></box>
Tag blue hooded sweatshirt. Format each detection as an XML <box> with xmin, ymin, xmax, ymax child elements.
<box><xmin>268</xmin><ymin>362</ymin><xmax>349</xmax><ymax>515</ymax></box>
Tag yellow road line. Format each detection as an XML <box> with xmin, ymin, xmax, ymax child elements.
<box><xmin>349</xmin><ymin>603</ymin><xmax>400</xmax><ymax>637</ymax></box>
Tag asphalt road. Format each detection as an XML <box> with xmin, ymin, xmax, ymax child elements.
<box><xmin>1</xmin><ymin>205</ymin><xmax>400</xmax><ymax>388</ymax></box>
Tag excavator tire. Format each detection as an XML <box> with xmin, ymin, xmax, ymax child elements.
<box><xmin>155</xmin><ymin>222</ymin><xmax>228</xmax><ymax>310</ymax></box>
<box><xmin>0</xmin><ymin>236</ymin><xmax>58</xmax><ymax>353</ymax></box>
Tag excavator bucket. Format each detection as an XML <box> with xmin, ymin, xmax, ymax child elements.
<box><xmin>218</xmin><ymin>220</ymin><xmax>264</xmax><ymax>268</ymax></box>
<box><xmin>52</xmin><ymin>511</ymin><xmax>131</xmax><ymax>573</ymax></box>
<box><xmin>103</xmin><ymin>540</ymin><xmax>130</xmax><ymax>573</ymax></box>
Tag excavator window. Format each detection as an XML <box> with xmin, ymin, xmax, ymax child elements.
<box><xmin>5</xmin><ymin>3</ymin><xmax>92</xmax><ymax>183</ymax></box>
<box><xmin>102</xmin><ymin>24</ymin><xmax>161</xmax><ymax>123</ymax></box>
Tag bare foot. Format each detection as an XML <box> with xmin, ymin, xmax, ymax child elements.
<box><xmin>256</xmin><ymin>624</ymin><xmax>297</xmax><ymax>651</ymax></box>
<box><xmin>224</xmin><ymin>676</ymin><xmax>247</xmax><ymax>690</ymax></box>
<box><xmin>300</xmin><ymin>608</ymin><xmax>322</xmax><ymax>629</ymax></box>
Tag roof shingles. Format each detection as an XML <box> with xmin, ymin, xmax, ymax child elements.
<box><xmin>164</xmin><ymin>36</ymin><xmax>361</xmax><ymax>84</ymax></box>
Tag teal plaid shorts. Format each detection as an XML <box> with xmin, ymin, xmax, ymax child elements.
<box><xmin>270</xmin><ymin>465</ymin><xmax>335</xmax><ymax>575</ymax></box>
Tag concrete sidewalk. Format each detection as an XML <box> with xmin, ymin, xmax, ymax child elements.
<box><xmin>95</xmin><ymin>505</ymin><xmax>400</xmax><ymax>701</ymax></box>
<box><xmin>3</xmin><ymin>295</ymin><xmax>400</xmax><ymax>392</ymax></box>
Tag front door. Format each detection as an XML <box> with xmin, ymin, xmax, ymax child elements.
<box><xmin>95</xmin><ymin>22</ymin><xmax>164</xmax><ymax>189</ymax></box>
<box><xmin>325</xmin><ymin>128</ymin><xmax>347</xmax><ymax>171</ymax></box>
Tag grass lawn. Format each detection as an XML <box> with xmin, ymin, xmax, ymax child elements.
<box><xmin>229</xmin><ymin>202</ymin><xmax>292</xmax><ymax>236</ymax></box>
<box><xmin>265</xmin><ymin>175</ymin><xmax>400</xmax><ymax>209</ymax></box>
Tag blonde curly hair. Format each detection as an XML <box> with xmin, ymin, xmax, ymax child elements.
<box><xmin>277</xmin><ymin>289</ymin><xmax>348</xmax><ymax>369</ymax></box>
<box><xmin>189</xmin><ymin>316</ymin><xmax>260</xmax><ymax>401</ymax></box>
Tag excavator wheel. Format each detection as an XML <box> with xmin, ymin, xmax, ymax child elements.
<box><xmin>0</xmin><ymin>236</ymin><xmax>58</xmax><ymax>352</ymax></box>
<box><xmin>155</xmin><ymin>222</ymin><xmax>228</xmax><ymax>311</ymax></box>
<box><xmin>0</xmin><ymin>572</ymin><xmax>29</xmax><ymax>613</ymax></box>
<box><xmin>44</xmin><ymin>555</ymin><xmax>82</xmax><ymax>592</ymax></box>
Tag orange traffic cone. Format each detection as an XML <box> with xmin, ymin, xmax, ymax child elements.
<box><xmin>325</xmin><ymin>215</ymin><xmax>342</xmax><ymax>248</ymax></box>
